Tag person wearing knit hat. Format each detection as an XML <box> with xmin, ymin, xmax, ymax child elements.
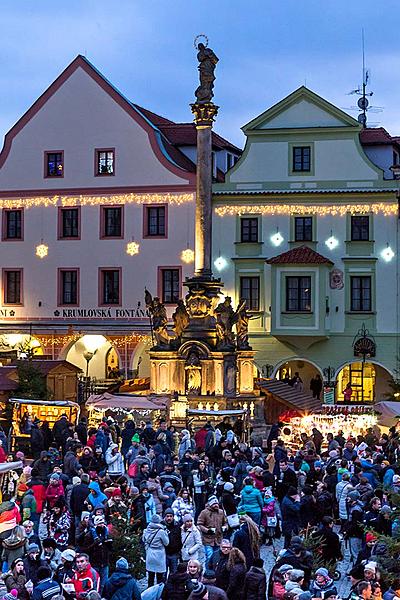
<box><xmin>116</xmin><ymin>557</ymin><xmax>129</xmax><ymax>570</ymax></box>
<box><xmin>131</xmin><ymin>433</ymin><xmax>140</xmax><ymax>444</ymax></box>
<box><xmin>81</xmin><ymin>511</ymin><xmax>91</xmax><ymax>522</ymax></box>
<box><xmin>61</xmin><ymin>548</ymin><xmax>76</xmax><ymax>562</ymax></box>
<box><xmin>207</xmin><ymin>496</ymin><xmax>219</xmax><ymax>507</ymax></box>
<box><xmin>72</xmin><ymin>476</ymin><xmax>81</xmax><ymax>486</ymax></box>
<box><xmin>310</xmin><ymin>567</ymin><xmax>337</xmax><ymax>599</ymax></box>
<box><xmin>223</xmin><ymin>482</ymin><xmax>234</xmax><ymax>492</ymax></box>
<box><xmin>142</xmin><ymin>510</ymin><xmax>169</xmax><ymax>586</ymax></box>
<box><xmin>364</xmin><ymin>562</ymin><xmax>378</xmax><ymax>581</ymax></box>
<box><xmin>103</xmin><ymin>555</ymin><xmax>142</xmax><ymax>600</ymax></box>
<box><xmin>366</xmin><ymin>532</ymin><xmax>377</xmax><ymax>544</ymax></box>
<box><xmin>188</xmin><ymin>581</ymin><xmax>207</xmax><ymax>599</ymax></box>
<box><xmin>197</xmin><ymin>493</ymin><xmax>226</xmax><ymax>563</ymax></box>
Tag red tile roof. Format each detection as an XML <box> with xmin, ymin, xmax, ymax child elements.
<box><xmin>133</xmin><ymin>104</ymin><xmax>241</xmax><ymax>153</ymax></box>
<box><xmin>360</xmin><ymin>127</ymin><xmax>395</xmax><ymax>146</ymax></box>
<box><xmin>267</xmin><ymin>245</ymin><xmax>333</xmax><ymax>265</ymax></box>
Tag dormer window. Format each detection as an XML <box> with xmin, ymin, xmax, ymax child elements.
<box><xmin>293</xmin><ymin>146</ymin><xmax>311</xmax><ymax>172</ymax></box>
<box><xmin>45</xmin><ymin>151</ymin><xmax>63</xmax><ymax>177</ymax></box>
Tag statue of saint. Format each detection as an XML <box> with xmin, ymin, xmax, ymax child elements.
<box><xmin>235</xmin><ymin>298</ymin><xmax>252</xmax><ymax>350</ymax></box>
<box><xmin>195</xmin><ymin>43</ymin><xmax>219</xmax><ymax>103</ymax></box>
<box><xmin>185</xmin><ymin>351</ymin><xmax>202</xmax><ymax>393</ymax></box>
<box><xmin>144</xmin><ymin>290</ymin><xmax>169</xmax><ymax>347</ymax></box>
<box><xmin>215</xmin><ymin>296</ymin><xmax>235</xmax><ymax>348</ymax></box>
<box><xmin>172</xmin><ymin>300</ymin><xmax>189</xmax><ymax>339</ymax></box>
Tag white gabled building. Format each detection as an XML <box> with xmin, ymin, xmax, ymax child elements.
<box><xmin>0</xmin><ymin>55</ymin><xmax>240</xmax><ymax>380</ymax></box>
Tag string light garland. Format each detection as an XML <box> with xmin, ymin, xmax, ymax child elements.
<box><xmin>36</xmin><ymin>333</ymin><xmax>151</xmax><ymax>348</ymax></box>
<box><xmin>0</xmin><ymin>192</ymin><xmax>194</xmax><ymax>210</ymax></box>
<box><xmin>215</xmin><ymin>202</ymin><xmax>399</xmax><ymax>217</ymax></box>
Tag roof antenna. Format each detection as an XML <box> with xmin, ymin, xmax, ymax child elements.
<box><xmin>344</xmin><ymin>29</ymin><xmax>382</xmax><ymax>127</ymax></box>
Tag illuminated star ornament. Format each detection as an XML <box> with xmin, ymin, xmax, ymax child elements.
<box><xmin>270</xmin><ymin>231</ymin><xmax>284</xmax><ymax>246</ymax></box>
<box><xmin>381</xmin><ymin>244</ymin><xmax>395</xmax><ymax>262</ymax></box>
<box><xmin>325</xmin><ymin>235</ymin><xmax>339</xmax><ymax>250</ymax></box>
<box><xmin>36</xmin><ymin>240</ymin><xmax>49</xmax><ymax>259</ymax></box>
<box><xmin>181</xmin><ymin>248</ymin><xmax>195</xmax><ymax>264</ymax></box>
<box><xmin>126</xmin><ymin>241</ymin><xmax>140</xmax><ymax>256</ymax></box>
<box><xmin>214</xmin><ymin>256</ymin><xmax>227</xmax><ymax>271</ymax></box>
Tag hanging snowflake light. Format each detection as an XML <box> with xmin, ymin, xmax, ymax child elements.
<box><xmin>181</xmin><ymin>248</ymin><xmax>195</xmax><ymax>263</ymax></box>
<box><xmin>36</xmin><ymin>240</ymin><xmax>48</xmax><ymax>259</ymax></box>
<box><xmin>126</xmin><ymin>241</ymin><xmax>140</xmax><ymax>256</ymax></box>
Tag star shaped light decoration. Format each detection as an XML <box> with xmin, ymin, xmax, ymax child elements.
<box><xmin>181</xmin><ymin>248</ymin><xmax>195</xmax><ymax>264</ymax></box>
<box><xmin>35</xmin><ymin>240</ymin><xmax>49</xmax><ymax>259</ymax></box>
<box><xmin>126</xmin><ymin>241</ymin><xmax>140</xmax><ymax>256</ymax></box>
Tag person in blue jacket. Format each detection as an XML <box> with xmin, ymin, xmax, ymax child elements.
<box><xmin>103</xmin><ymin>558</ymin><xmax>141</xmax><ymax>600</ymax></box>
<box><xmin>238</xmin><ymin>477</ymin><xmax>263</xmax><ymax>526</ymax></box>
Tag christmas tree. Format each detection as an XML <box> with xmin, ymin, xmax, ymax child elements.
<box><xmin>109</xmin><ymin>513</ymin><xmax>146</xmax><ymax>579</ymax></box>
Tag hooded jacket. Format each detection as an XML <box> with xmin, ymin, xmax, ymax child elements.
<box><xmin>105</xmin><ymin>444</ymin><xmax>124</xmax><ymax>475</ymax></box>
<box><xmin>45</xmin><ymin>480</ymin><xmax>65</xmax><ymax>508</ymax></box>
<box><xmin>238</xmin><ymin>485</ymin><xmax>263</xmax><ymax>514</ymax></box>
<box><xmin>103</xmin><ymin>568</ymin><xmax>141</xmax><ymax>600</ymax></box>
<box><xmin>87</xmin><ymin>481</ymin><xmax>107</xmax><ymax>508</ymax></box>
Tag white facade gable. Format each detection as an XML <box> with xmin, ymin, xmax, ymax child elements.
<box><xmin>258</xmin><ymin>98</ymin><xmax>347</xmax><ymax>129</ymax></box>
<box><xmin>0</xmin><ymin>62</ymin><xmax>190</xmax><ymax>191</ymax></box>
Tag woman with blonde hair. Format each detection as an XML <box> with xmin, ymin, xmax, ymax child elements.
<box><xmin>232</xmin><ymin>513</ymin><xmax>260</xmax><ymax>569</ymax></box>
<box><xmin>226</xmin><ymin>547</ymin><xmax>247</xmax><ymax>600</ymax></box>
<box><xmin>171</xmin><ymin>487</ymin><xmax>195</xmax><ymax>524</ymax></box>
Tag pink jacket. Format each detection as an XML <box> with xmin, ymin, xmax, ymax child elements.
<box><xmin>45</xmin><ymin>481</ymin><xmax>65</xmax><ymax>508</ymax></box>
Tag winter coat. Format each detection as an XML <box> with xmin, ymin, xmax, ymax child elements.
<box><xmin>45</xmin><ymin>481</ymin><xmax>65</xmax><ymax>509</ymax></box>
<box><xmin>243</xmin><ymin>566</ymin><xmax>267</xmax><ymax>600</ymax></box>
<box><xmin>162</xmin><ymin>570</ymin><xmax>190</xmax><ymax>600</ymax></box>
<box><xmin>192</xmin><ymin>470</ymin><xmax>211</xmax><ymax>495</ymax></box>
<box><xmin>142</xmin><ymin>522</ymin><xmax>169</xmax><ymax>573</ymax></box>
<box><xmin>309</xmin><ymin>578</ymin><xmax>337</xmax><ymax>599</ymax></box>
<box><xmin>69</xmin><ymin>483</ymin><xmax>90</xmax><ymax>517</ymax></box>
<box><xmin>22</xmin><ymin>556</ymin><xmax>47</xmax><ymax>585</ymax></box>
<box><xmin>233</xmin><ymin>461</ymin><xmax>250</xmax><ymax>490</ymax></box>
<box><xmin>40</xmin><ymin>547</ymin><xmax>62</xmax><ymax>572</ymax></box>
<box><xmin>87</xmin><ymin>481</ymin><xmax>107</xmax><ymax>508</ymax></box>
<box><xmin>102</xmin><ymin>567</ymin><xmax>141</xmax><ymax>600</ymax></box>
<box><xmin>120</xmin><ymin>422</ymin><xmax>136</xmax><ymax>457</ymax></box>
<box><xmin>299</xmin><ymin>494</ymin><xmax>316</xmax><ymax>527</ymax></box>
<box><xmin>105</xmin><ymin>446</ymin><xmax>124</xmax><ymax>476</ymax></box>
<box><xmin>146</xmin><ymin>480</ymin><xmax>168</xmax><ymax>515</ymax></box>
<box><xmin>48</xmin><ymin>509</ymin><xmax>71</xmax><ymax>547</ymax></box>
<box><xmin>238</xmin><ymin>485</ymin><xmax>263</xmax><ymax>515</ymax></box>
<box><xmin>172</xmin><ymin>497</ymin><xmax>195</xmax><ymax>523</ymax></box>
<box><xmin>165</xmin><ymin>522</ymin><xmax>182</xmax><ymax>556</ymax></box>
<box><xmin>208</xmin><ymin>549</ymin><xmax>229</xmax><ymax>590</ymax></box>
<box><xmin>197</xmin><ymin>507</ymin><xmax>226</xmax><ymax>546</ymax></box>
<box><xmin>143</xmin><ymin>493</ymin><xmax>157</xmax><ymax>524</ymax></box>
<box><xmin>336</xmin><ymin>480</ymin><xmax>354</xmax><ymax>520</ymax></box>
<box><xmin>178</xmin><ymin>431</ymin><xmax>194</xmax><ymax>460</ymax></box>
<box><xmin>221</xmin><ymin>491</ymin><xmax>237</xmax><ymax>517</ymax></box>
<box><xmin>281</xmin><ymin>495</ymin><xmax>300</xmax><ymax>536</ymax></box>
<box><xmin>232</xmin><ymin>523</ymin><xmax>259</xmax><ymax>569</ymax></box>
<box><xmin>72</xmin><ymin>563</ymin><xmax>100</xmax><ymax>598</ymax></box>
<box><xmin>180</xmin><ymin>524</ymin><xmax>203</xmax><ymax>561</ymax></box>
<box><xmin>204</xmin><ymin>585</ymin><xmax>228</xmax><ymax>600</ymax></box>
<box><xmin>31</xmin><ymin>576</ymin><xmax>61</xmax><ymax>600</ymax></box>
<box><xmin>63</xmin><ymin>451</ymin><xmax>80</xmax><ymax>478</ymax></box>
<box><xmin>4</xmin><ymin>570</ymin><xmax>29</xmax><ymax>600</ymax></box>
<box><xmin>21</xmin><ymin>489</ymin><xmax>37</xmax><ymax>521</ymax></box>
<box><xmin>226</xmin><ymin>562</ymin><xmax>246</xmax><ymax>600</ymax></box>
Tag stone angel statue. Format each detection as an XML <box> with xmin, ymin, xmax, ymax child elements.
<box><xmin>172</xmin><ymin>299</ymin><xmax>189</xmax><ymax>339</ymax></box>
<box><xmin>215</xmin><ymin>296</ymin><xmax>236</xmax><ymax>348</ymax></box>
<box><xmin>144</xmin><ymin>289</ymin><xmax>169</xmax><ymax>347</ymax></box>
<box><xmin>235</xmin><ymin>298</ymin><xmax>252</xmax><ymax>350</ymax></box>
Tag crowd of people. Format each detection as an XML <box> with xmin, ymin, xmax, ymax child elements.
<box><xmin>0</xmin><ymin>413</ymin><xmax>398</xmax><ymax>600</ymax></box>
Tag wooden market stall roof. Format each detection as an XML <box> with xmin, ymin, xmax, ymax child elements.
<box><xmin>87</xmin><ymin>392</ymin><xmax>167</xmax><ymax>411</ymax></box>
<box><xmin>257</xmin><ymin>378</ymin><xmax>323</xmax><ymax>420</ymax></box>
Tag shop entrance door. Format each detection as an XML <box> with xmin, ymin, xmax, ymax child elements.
<box><xmin>337</xmin><ymin>361</ymin><xmax>375</xmax><ymax>403</ymax></box>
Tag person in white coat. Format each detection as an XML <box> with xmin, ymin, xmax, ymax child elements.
<box><xmin>142</xmin><ymin>514</ymin><xmax>169</xmax><ymax>586</ymax></box>
<box><xmin>178</xmin><ymin>430</ymin><xmax>193</xmax><ymax>460</ymax></box>
<box><xmin>335</xmin><ymin>472</ymin><xmax>354</xmax><ymax>527</ymax></box>
<box><xmin>180</xmin><ymin>513</ymin><xmax>203</xmax><ymax>563</ymax></box>
<box><xmin>105</xmin><ymin>444</ymin><xmax>124</xmax><ymax>480</ymax></box>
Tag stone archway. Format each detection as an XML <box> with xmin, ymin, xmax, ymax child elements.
<box><xmin>63</xmin><ymin>335</ymin><xmax>112</xmax><ymax>379</ymax></box>
<box><xmin>272</xmin><ymin>356</ymin><xmax>323</xmax><ymax>395</ymax></box>
<box><xmin>335</xmin><ymin>360</ymin><xmax>394</xmax><ymax>404</ymax></box>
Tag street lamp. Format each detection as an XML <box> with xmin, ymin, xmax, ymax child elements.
<box><xmin>83</xmin><ymin>350</ymin><xmax>95</xmax><ymax>377</ymax></box>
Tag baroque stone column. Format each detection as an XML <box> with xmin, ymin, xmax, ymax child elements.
<box><xmin>190</xmin><ymin>102</ymin><xmax>219</xmax><ymax>278</ymax></box>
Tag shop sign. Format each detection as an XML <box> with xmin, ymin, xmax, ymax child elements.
<box><xmin>323</xmin><ymin>386</ymin><xmax>335</xmax><ymax>405</ymax></box>
<box><xmin>54</xmin><ymin>306</ymin><xmax>149</xmax><ymax>319</ymax></box>
<box><xmin>353</xmin><ymin>324</ymin><xmax>376</xmax><ymax>358</ymax></box>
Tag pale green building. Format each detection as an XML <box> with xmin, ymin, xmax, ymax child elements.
<box><xmin>212</xmin><ymin>87</ymin><xmax>400</xmax><ymax>405</ymax></box>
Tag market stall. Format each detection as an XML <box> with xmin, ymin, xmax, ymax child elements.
<box><xmin>186</xmin><ymin>408</ymin><xmax>249</xmax><ymax>442</ymax></box>
<box><xmin>278</xmin><ymin>405</ymin><xmax>379</xmax><ymax>452</ymax></box>
<box><xmin>8</xmin><ymin>398</ymin><xmax>80</xmax><ymax>452</ymax></box>
<box><xmin>86</xmin><ymin>392</ymin><xmax>168</xmax><ymax>427</ymax></box>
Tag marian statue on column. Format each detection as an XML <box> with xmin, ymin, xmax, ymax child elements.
<box><xmin>195</xmin><ymin>41</ymin><xmax>219</xmax><ymax>103</ymax></box>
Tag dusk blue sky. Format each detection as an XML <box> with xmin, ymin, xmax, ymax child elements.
<box><xmin>1</xmin><ymin>1</ymin><xmax>398</xmax><ymax>148</ymax></box>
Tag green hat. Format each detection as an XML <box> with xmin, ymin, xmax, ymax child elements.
<box><xmin>132</xmin><ymin>433</ymin><xmax>140</xmax><ymax>443</ymax></box>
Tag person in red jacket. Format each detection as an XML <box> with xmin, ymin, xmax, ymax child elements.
<box><xmin>45</xmin><ymin>474</ymin><xmax>65</xmax><ymax>509</ymax></box>
<box><xmin>28</xmin><ymin>471</ymin><xmax>46</xmax><ymax>514</ymax></box>
<box><xmin>71</xmin><ymin>553</ymin><xmax>100</xmax><ymax>599</ymax></box>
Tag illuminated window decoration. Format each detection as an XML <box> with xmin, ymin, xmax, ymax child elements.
<box><xmin>215</xmin><ymin>202</ymin><xmax>398</xmax><ymax>218</ymax></box>
<box><xmin>181</xmin><ymin>248</ymin><xmax>195</xmax><ymax>264</ymax></box>
<box><xmin>214</xmin><ymin>256</ymin><xmax>228</xmax><ymax>271</ymax></box>
<box><xmin>126</xmin><ymin>240</ymin><xmax>140</xmax><ymax>256</ymax></box>
<box><xmin>0</xmin><ymin>192</ymin><xmax>194</xmax><ymax>210</ymax></box>
<box><xmin>325</xmin><ymin>233</ymin><xmax>339</xmax><ymax>250</ymax></box>
<box><xmin>270</xmin><ymin>231</ymin><xmax>284</xmax><ymax>246</ymax></box>
<box><xmin>381</xmin><ymin>244</ymin><xmax>395</xmax><ymax>262</ymax></box>
<box><xmin>36</xmin><ymin>333</ymin><xmax>150</xmax><ymax>348</ymax></box>
<box><xmin>35</xmin><ymin>240</ymin><xmax>48</xmax><ymax>259</ymax></box>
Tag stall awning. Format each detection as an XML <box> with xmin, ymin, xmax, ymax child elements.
<box><xmin>9</xmin><ymin>398</ymin><xmax>79</xmax><ymax>407</ymax></box>
<box><xmin>257</xmin><ymin>379</ymin><xmax>323</xmax><ymax>414</ymax></box>
<box><xmin>187</xmin><ymin>409</ymin><xmax>247</xmax><ymax>417</ymax></box>
<box><xmin>87</xmin><ymin>392</ymin><xmax>167</xmax><ymax>411</ymax></box>
<box><xmin>374</xmin><ymin>401</ymin><xmax>400</xmax><ymax>427</ymax></box>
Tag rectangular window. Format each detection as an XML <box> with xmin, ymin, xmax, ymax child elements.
<box><xmin>3</xmin><ymin>209</ymin><xmax>22</xmax><ymax>240</ymax></box>
<box><xmin>161</xmin><ymin>268</ymin><xmax>180</xmax><ymax>304</ymax></box>
<box><xmin>101</xmin><ymin>207</ymin><xmax>123</xmax><ymax>238</ymax></box>
<box><xmin>96</xmin><ymin>149</ymin><xmax>115</xmax><ymax>175</ymax></box>
<box><xmin>60</xmin><ymin>208</ymin><xmax>80</xmax><ymax>239</ymax></box>
<box><xmin>226</xmin><ymin>153</ymin><xmax>237</xmax><ymax>170</ymax></box>
<box><xmin>59</xmin><ymin>270</ymin><xmax>79</xmax><ymax>305</ymax></box>
<box><xmin>240</xmin><ymin>276</ymin><xmax>260</xmax><ymax>311</ymax></box>
<box><xmin>240</xmin><ymin>218</ymin><xmax>258</xmax><ymax>243</ymax></box>
<box><xmin>101</xmin><ymin>269</ymin><xmax>120</xmax><ymax>305</ymax></box>
<box><xmin>294</xmin><ymin>216</ymin><xmax>313</xmax><ymax>241</ymax></box>
<box><xmin>3</xmin><ymin>270</ymin><xmax>22</xmax><ymax>304</ymax></box>
<box><xmin>350</xmin><ymin>276</ymin><xmax>371</xmax><ymax>312</ymax></box>
<box><xmin>45</xmin><ymin>152</ymin><xmax>63</xmax><ymax>177</ymax></box>
<box><xmin>351</xmin><ymin>216</ymin><xmax>369</xmax><ymax>241</ymax></box>
<box><xmin>293</xmin><ymin>146</ymin><xmax>311</xmax><ymax>172</ymax></box>
<box><xmin>286</xmin><ymin>276</ymin><xmax>311</xmax><ymax>312</ymax></box>
<box><xmin>146</xmin><ymin>206</ymin><xmax>166</xmax><ymax>237</ymax></box>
